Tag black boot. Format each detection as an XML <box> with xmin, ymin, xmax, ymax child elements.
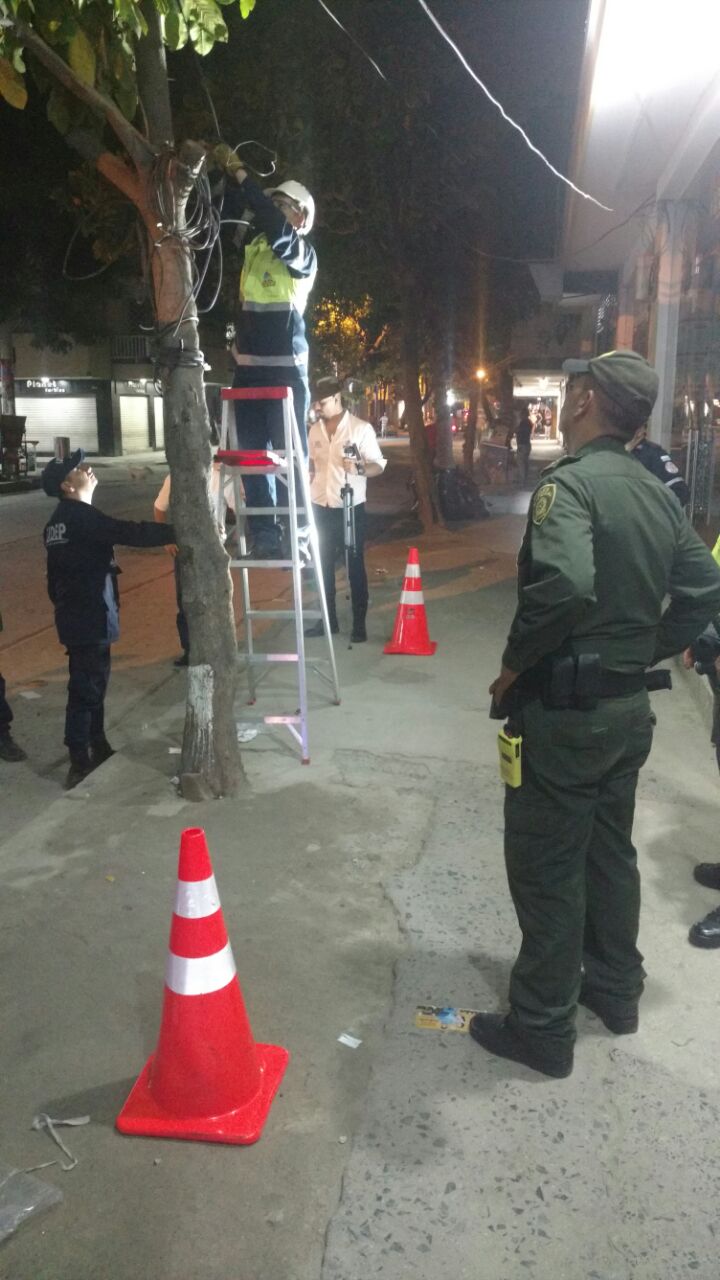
<box><xmin>693</xmin><ymin>862</ymin><xmax>720</xmax><ymax>890</ymax></box>
<box><xmin>689</xmin><ymin>904</ymin><xmax>720</xmax><ymax>948</ymax></box>
<box><xmin>350</xmin><ymin>615</ymin><xmax>367</xmax><ymax>643</ymax></box>
<box><xmin>469</xmin><ymin>1013</ymin><xmax>573</xmax><ymax>1078</ymax></box>
<box><xmin>0</xmin><ymin>731</ymin><xmax>27</xmax><ymax>763</ymax></box>
<box><xmin>305</xmin><ymin>612</ymin><xmax>339</xmax><ymax>638</ymax></box>
<box><xmin>578</xmin><ymin>984</ymin><xmax>639</xmax><ymax>1034</ymax></box>
<box><xmin>90</xmin><ymin>736</ymin><xmax>116</xmax><ymax>767</ymax></box>
<box><xmin>64</xmin><ymin>748</ymin><xmax>94</xmax><ymax>791</ymax></box>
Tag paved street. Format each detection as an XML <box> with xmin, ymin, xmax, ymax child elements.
<box><xmin>1</xmin><ymin>446</ymin><xmax>719</xmax><ymax>1279</ymax></box>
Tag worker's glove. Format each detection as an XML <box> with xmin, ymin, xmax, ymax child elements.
<box><xmin>211</xmin><ymin>143</ymin><xmax>244</xmax><ymax>176</ymax></box>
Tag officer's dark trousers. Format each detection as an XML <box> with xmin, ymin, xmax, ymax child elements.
<box><xmin>174</xmin><ymin>557</ymin><xmax>190</xmax><ymax>656</ymax></box>
<box><xmin>0</xmin><ymin>671</ymin><xmax>13</xmax><ymax>732</ymax></box>
<box><xmin>504</xmin><ymin>690</ymin><xmax>654</xmax><ymax>1045</ymax></box>
<box><xmin>232</xmin><ymin>373</ymin><xmax>309</xmax><ymax>547</ymax></box>
<box><xmin>65</xmin><ymin>644</ymin><xmax>112</xmax><ymax>751</ymax></box>
<box><xmin>312</xmin><ymin>502</ymin><xmax>368</xmax><ymax>625</ymax></box>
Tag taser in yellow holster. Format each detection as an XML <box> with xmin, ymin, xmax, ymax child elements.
<box><xmin>497</xmin><ymin>722</ymin><xmax>522</xmax><ymax>788</ymax></box>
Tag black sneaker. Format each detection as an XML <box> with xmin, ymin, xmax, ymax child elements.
<box><xmin>578</xmin><ymin>985</ymin><xmax>639</xmax><ymax>1034</ymax></box>
<box><xmin>350</xmin><ymin>623</ymin><xmax>367</xmax><ymax>643</ymax></box>
<box><xmin>468</xmin><ymin>1012</ymin><xmax>573</xmax><ymax>1079</ymax></box>
<box><xmin>64</xmin><ymin>750</ymin><xmax>94</xmax><ymax>791</ymax></box>
<box><xmin>90</xmin><ymin>736</ymin><xmax>116</xmax><ymax>766</ymax></box>
<box><xmin>689</xmin><ymin>904</ymin><xmax>720</xmax><ymax>948</ymax></box>
<box><xmin>173</xmin><ymin>652</ymin><xmax>189</xmax><ymax>667</ymax></box>
<box><xmin>305</xmin><ymin>617</ymin><xmax>339</xmax><ymax>638</ymax></box>
<box><xmin>693</xmin><ymin>862</ymin><xmax>720</xmax><ymax>891</ymax></box>
<box><xmin>0</xmin><ymin>733</ymin><xmax>27</xmax><ymax>763</ymax></box>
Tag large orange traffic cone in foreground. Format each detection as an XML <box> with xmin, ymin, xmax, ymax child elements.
<box><xmin>384</xmin><ymin>547</ymin><xmax>437</xmax><ymax>656</ymax></box>
<box><xmin>116</xmin><ymin>827</ymin><xmax>289</xmax><ymax>1145</ymax></box>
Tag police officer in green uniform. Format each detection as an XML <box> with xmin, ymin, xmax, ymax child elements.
<box><xmin>469</xmin><ymin>350</ymin><xmax>720</xmax><ymax>1078</ymax></box>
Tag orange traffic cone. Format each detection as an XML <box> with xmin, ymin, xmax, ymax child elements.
<box><xmin>116</xmin><ymin>827</ymin><xmax>289</xmax><ymax>1145</ymax></box>
<box><xmin>384</xmin><ymin>547</ymin><xmax>437</xmax><ymax>656</ymax></box>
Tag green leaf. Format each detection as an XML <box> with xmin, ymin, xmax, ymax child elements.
<box><xmin>0</xmin><ymin>54</ymin><xmax>27</xmax><ymax>109</ymax></box>
<box><xmin>12</xmin><ymin>47</ymin><xmax>26</xmax><ymax>74</ymax></box>
<box><xmin>163</xmin><ymin>8</ymin><xmax>188</xmax><ymax>50</ymax></box>
<box><xmin>47</xmin><ymin>83</ymin><xmax>71</xmax><ymax>133</ymax></box>
<box><xmin>113</xmin><ymin>78</ymin><xmax>138</xmax><ymax>120</ymax></box>
<box><xmin>239</xmin><ymin>0</ymin><xmax>255</xmax><ymax>16</ymax></box>
<box><xmin>68</xmin><ymin>29</ymin><xmax>96</xmax><ymax>86</ymax></box>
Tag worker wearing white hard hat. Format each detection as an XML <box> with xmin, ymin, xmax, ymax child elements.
<box><xmin>222</xmin><ymin>160</ymin><xmax>317</xmax><ymax>557</ymax></box>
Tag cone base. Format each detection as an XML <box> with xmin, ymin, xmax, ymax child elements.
<box><xmin>383</xmin><ymin>640</ymin><xmax>437</xmax><ymax>656</ymax></box>
<box><xmin>116</xmin><ymin>1042</ymin><xmax>289</xmax><ymax>1145</ymax></box>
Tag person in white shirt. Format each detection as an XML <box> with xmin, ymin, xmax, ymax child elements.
<box><xmin>154</xmin><ymin>462</ymin><xmax>237</xmax><ymax>666</ymax></box>
<box><xmin>306</xmin><ymin>376</ymin><xmax>387</xmax><ymax>643</ymax></box>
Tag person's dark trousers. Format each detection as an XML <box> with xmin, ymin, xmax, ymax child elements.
<box><xmin>313</xmin><ymin>502</ymin><xmax>368</xmax><ymax>626</ymax></box>
<box><xmin>503</xmin><ymin>690</ymin><xmax>654</xmax><ymax>1047</ymax></box>
<box><xmin>517</xmin><ymin>445</ymin><xmax>531</xmax><ymax>486</ymax></box>
<box><xmin>0</xmin><ymin>671</ymin><xmax>13</xmax><ymax>732</ymax></box>
<box><xmin>64</xmin><ymin>643</ymin><xmax>112</xmax><ymax>751</ymax></box>
<box><xmin>232</xmin><ymin>373</ymin><xmax>309</xmax><ymax>549</ymax></box>
<box><xmin>173</xmin><ymin>557</ymin><xmax>190</xmax><ymax>657</ymax></box>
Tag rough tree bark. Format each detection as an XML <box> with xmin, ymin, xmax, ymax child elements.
<box><xmin>399</xmin><ymin>284</ymin><xmax>440</xmax><ymax>530</ymax></box>
<box><xmin>0</xmin><ymin>324</ymin><xmax>15</xmax><ymax>415</ymax></box>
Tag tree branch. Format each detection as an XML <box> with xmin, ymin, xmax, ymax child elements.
<box><xmin>9</xmin><ymin>16</ymin><xmax>154</xmax><ymax>170</ymax></box>
<box><xmin>97</xmin><ymin>152</ymin><xmax>142</xmax><ymax>205</ymax></box>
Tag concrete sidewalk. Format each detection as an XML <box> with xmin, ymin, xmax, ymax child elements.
<box><xmin>1</xmin><ymin>497</ymin><xmax>719</xmax><ymax>1280</ymax></box>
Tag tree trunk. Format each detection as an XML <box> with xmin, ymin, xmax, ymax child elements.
<box><xmin>463</xmin><ymin>387</ymin><xmax>478</xmax><ymax>472</ymax></box>
<box><xmin>0</xmin><ymin>324</ymin><xmax>15</xmax><ymax>415</ymax></box>
<box><xmin>431</xmin><ymin>346</ymin><xmax>453</xmax><ymax>472</ymax></box>
<box><xmin>138</xmin><ymin>155</ymin><xmax>243</xmax><ymax>798</ymax></box>
<box><xmin>400</xmin><ymin>286</ymin><xmax>440</xmax><ymax>530</ymax></box>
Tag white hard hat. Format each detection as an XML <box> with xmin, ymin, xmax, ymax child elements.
<box><xmin>268</xmin><ymin>180</ymin><xmax>315</xmax><ymax>233</ymax></box>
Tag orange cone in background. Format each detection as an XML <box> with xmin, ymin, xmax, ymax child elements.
<box><xmin>383</xmin><ymin>547</ymin><xmax>437</xmax><ymax>656</ymax></box>
<box><xmin>116</xmin><ymin>827</ymin><xmax>289</xmax><ymax>1145</ymax></box>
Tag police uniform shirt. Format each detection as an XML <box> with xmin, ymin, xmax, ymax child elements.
<box><xmin>631</xmin><ymin>439</ymin><xmax>690</xmax><ymax>506</ymax></box>
<box><xmin>44</xmin><ymin>501</ymin><xmax>175</xmax><ymax>647</ymax></box>
<box><xmin>503</xmin><ymin>436</ymin><xmax>720</xmax><ymax>677</ymax></box>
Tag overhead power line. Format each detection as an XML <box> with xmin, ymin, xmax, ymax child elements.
<box><xmin>314</xmin><ymin>0</ymin><xmax>388</xmax><ymax>82</ymax></box>
<box><xmin>414</xmin><ymin>0</ymin><xmax>613</xmax><ymax>214</ymax></box>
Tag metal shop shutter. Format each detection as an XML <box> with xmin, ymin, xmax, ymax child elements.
<box><xmin>15</xmin><ymin>396</ymin><xmax>99</xmax><ymax>455</ymax></box>
<box><xmin>119</xmin><ymin>395</ymin><xmax>150</xmax><ymax>453</ymax></box>
<box><xmin>153</xmin><ymin>397</ymin><xmax>165</xmax><ymax>451</ymax></box>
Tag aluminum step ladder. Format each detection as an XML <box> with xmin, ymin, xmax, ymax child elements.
<box><xmin>217</xmin><ymin>385</ymin><xmax>341</xmax><ymax>764</ymax></box>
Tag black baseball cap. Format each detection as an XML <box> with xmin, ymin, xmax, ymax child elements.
<box><xmin>41</xmin><ymin>448</ymin><xmax>86</xmax><ymax>497</ymax></box>
<box><xmin>562</xmin><ymin>350</ymin><xmax>659</xmax><ymax>424</ymax></box>
<box><xmin>313</xmin><ymin>376</ymin><xmax>344</xmax><ymax>400</ymax></box>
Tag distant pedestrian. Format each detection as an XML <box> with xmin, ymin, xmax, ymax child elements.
<box><xmin>306</xmin><ymin>376</ymin><xmax>386</xmax><ymax>642</ymax></box>
<box><xmin>0</xmin><ymin>617</ymin><xmax>27</xmax><ymax>762</ymax></box>
<box><xmin>42</xmin><ymin>451</ymin><xmax>176</xmax><ymax>790</ymax></box>
<box><xmin>515</xmin><ymin>411</ymin><xmax>533</xmax><ymax>486</ymax></box>
<box><xmin>379</xmin><ymin>412</ymin><xmax>389</xmax><ymax>439</ymax></box>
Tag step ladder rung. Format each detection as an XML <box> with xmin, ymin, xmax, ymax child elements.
<box><xmin>241</xmin><ymin>653</ymin><xmax>299</xmax><ymax>664</ymax></box>
<box><xmin>246</xmin><ymin>609</ymin><xmax>321</xmax><ymax>620</ymax></box>
<box><xmin>229</xmin><ymin>558</ymin><xmax>294</xmax><ymax>569</ymax></box>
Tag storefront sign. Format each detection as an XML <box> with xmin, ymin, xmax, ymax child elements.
<box><xmin>26</xmin><ymin>378</ymin><xmax>70</xmax><ymax>393</ymax></box>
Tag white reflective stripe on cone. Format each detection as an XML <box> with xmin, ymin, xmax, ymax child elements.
<box><xmin>400</xmin><ymin>590</ymin><xmax>425</xmax><ymax>606</ymax></box>
<box><xmin>404</xmin><ymin>564</ymin><xmax>421</xmax><ymax>578</ymax></box>
<box><xmin>166</xmin><ymin>942</ymin><xmax>237</xmax><ymax>996</ymax></box>
<box><xmin>174</xmin><ymin>874</ymin><xmax>221</xmax><ymax>920</ymax></box>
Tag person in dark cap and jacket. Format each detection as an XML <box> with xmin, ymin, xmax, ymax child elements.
<box><xmin>42</xmin><ymin>451</ymin><xmax>176</xmax><ymax>790</ymax></box>
<box><xmin>469</xmin><ymin>349</ymin><xmax>720</xmax><ymax>1080</ymax></box>
<box><xmin>627</xmin><ymin>423</ymin><xmax>690</xmax><ymax>506</ymax></box>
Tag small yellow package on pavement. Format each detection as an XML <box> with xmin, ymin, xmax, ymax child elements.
<box><xmin>414</xmin><ymin>1006</ymin><xmax>478</xmax><ymax>1033</ymax></box>
<box><xmin>497</xmin><ymin>727</ymin><xmax>522</xmax><ymax>788</ymax></box>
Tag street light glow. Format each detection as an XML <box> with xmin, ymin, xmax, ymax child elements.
<box><xmin>475</xmin><ymin>367</ymin><xmax>487</xmax><ymax>381</ymax></box>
